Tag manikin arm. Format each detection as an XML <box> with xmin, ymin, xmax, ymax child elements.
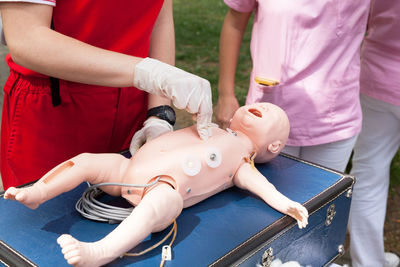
<box><xmin>233</xmin><ymin>163</ymin><xmax>308</xmax><ymax>228</ymax></box>
<box><xmin>3</xmin><ymin>153</ymin><xmax>130</xmax><ymax>209</ymax></box>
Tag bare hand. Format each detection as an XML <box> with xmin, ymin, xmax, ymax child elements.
<box><xmin>215</xmin><ymin>95</ymin><xmax>239</xmax><ymax>130</ymax></box>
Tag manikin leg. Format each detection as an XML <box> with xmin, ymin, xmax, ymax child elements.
<box><xmin>3</xmin><ymin>153</ymin><xmax>129</xmax><ymax>209</ymax></box>
<box><xmin>57</xmin><ymin>183</ymin><xmax>183</xmax><ymax>267</ymax></box>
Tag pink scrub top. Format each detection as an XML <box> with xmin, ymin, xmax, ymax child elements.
<box><xmin>360</xmin><ymin>0</ymin><xmax>400</xmax><ymax>106</ymax></box>
<box><xmin>225</xmin><ymin>0</ymin><xmax>371</xmax><ymax>146</ymax></box>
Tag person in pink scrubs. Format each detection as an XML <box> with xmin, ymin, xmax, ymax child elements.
<box><xmin>348</xmin><ymin>0</ymin><xmax>400</xmax><ymax>266</ymax></box>
<box><xmin>216</xmin><ymin>0</ymin><xmax>370</xmax><ymax>173</ymax></box>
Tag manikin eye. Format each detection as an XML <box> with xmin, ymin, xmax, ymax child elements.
<box><xmin>205</xmin><ymin>147</ymin><xmax>222</xmax><ymax>168</ymax></box>
<box><xmin>181</xmin><ymin>154</ymin><xmax>201</xmax><ymax>176</ymax></box>
<box><xmin>248</xmin><ymin>108</ymin><xmax>262</xmax><ymax>118</ymax></box>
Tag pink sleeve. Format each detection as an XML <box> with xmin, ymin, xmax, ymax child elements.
<box><xmin>224</xmin><ymin>0</ymin><xmax>256</xmax><ymax>13</ymax></box>
<box><xmin>0</xmin><ymin>0</ymin><xmax>55</xmax><ymax>6</ymax></box>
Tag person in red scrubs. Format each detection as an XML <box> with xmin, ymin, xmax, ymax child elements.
<box><xmin>0</xmin><ymin>0</ymin><xmax>213</xmax><ymax>190</ymax></box>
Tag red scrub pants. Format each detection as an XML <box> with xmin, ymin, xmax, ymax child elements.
<box><xmin>1</xmin><ymin>70</ymin><xmax>147</xmax><ymax>189</ymax></box>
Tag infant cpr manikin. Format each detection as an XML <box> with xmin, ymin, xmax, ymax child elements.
<box><xmin>4</xmin><ymin>102</ymin><xmax>308</xmax><ymax>267</ymax></box>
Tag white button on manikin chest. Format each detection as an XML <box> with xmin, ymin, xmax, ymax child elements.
<box><xmin>205</xmin><ymin>147</ymin><xmax>222</xmax><ymax>168</ymax></box>
<box><xmin>181</xmin><ymin>154</ymin><xmax>201</xmax><ymax>176</ymax></box>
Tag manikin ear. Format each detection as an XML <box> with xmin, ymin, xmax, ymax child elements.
<box><xmin>267</xmin><ymin>141</ymin><xmax>282</xmax><ymax>154</ymax></box>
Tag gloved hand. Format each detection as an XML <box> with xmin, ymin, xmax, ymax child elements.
<box><xmin>133</xmin><ymin>58</ymin><xmax>213</xmax><ymax>140</ymax></box>
<box><xmin>129</xmin><ymin>117</ymin><xmax>173</xmax><ymax>156</ymax></box>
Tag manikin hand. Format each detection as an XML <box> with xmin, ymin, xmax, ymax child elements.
<box><xmin>129</xmin><ymin>118</ymin><xmax>173</xmax><ymax>155</ymax></box>
<box><xmin>134</xmin><ymin>58</ymin><xmax>213</xmax><ymax>140</ymax></box>
<box><xmin>285</xmin><ymin>200</ymin><xmax>309</xmax><ymax>229</ymax></box>
<box><xmin>215</xmin><ymin>94</ymin><xmax>239</xmax><ymax>130</ymax></box>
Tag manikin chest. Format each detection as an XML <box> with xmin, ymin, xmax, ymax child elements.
<box><xmin>121</xmin><ymin>126</ymin><xmax>249</xmax><ymax>206</ymax></box>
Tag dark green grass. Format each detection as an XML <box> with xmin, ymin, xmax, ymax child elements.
<box><xmin>390</xmin><ymin>153</ymin><xmax>400</xmax><ymax>192</ymax></box>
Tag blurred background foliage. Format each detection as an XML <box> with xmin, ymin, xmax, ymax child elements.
<box><xmin>174</xmin><ymin>0</ymin><xmax>252</xmax><ymax>105</ymax></box>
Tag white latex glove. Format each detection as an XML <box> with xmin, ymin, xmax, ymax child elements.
<box><xmin>133</xmin><ymin>57</ymin><xmax>213</xmax><ymax>140</ymax></box>
<box><xmin>129</xmin><ymin>117</ymin><xmax>173</xmax><ymax>156</ymax></box>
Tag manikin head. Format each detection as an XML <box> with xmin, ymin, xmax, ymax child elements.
<box><xmin>229</xmin><ymin>102</ymin><xmax>290</xmax><ymax>163</ymax></box>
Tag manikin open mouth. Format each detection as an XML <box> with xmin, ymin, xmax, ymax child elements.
<box><xmin>248</xmin><ymin>108</ymin><xmax>262</xmax><ymax>118</ymax></box>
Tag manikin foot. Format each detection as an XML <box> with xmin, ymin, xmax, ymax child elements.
<box><xmin>4</xmin><ymin>186</ymin><xmax>43</xmax><ymax>209</ymax></box>
<box><xmin>57</xmin><ymin>234</ymin><xmax>115</xmax><ymax>267</ymax></box>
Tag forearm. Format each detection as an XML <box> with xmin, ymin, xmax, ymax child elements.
<box><xmin>1</xmin><ymin>3</ymin><xmax>141</xmax><ymax>87</ymax></box>
<box><xmin>22</xmin><ymin>29</ymin><xmax>140</xmax><ymax>87</ymax></box>
<box><xmin>218</xmin><ymin>8</ymin><xmax>251</xmax><ymax>98</ymax></box>
<box><xmin>147</xmin><ymin>0</ymin><xmax>174</xmax><ymax>109</ymax></box>
<box><xmin>149</xmin><ymin>0</ymin><xmax>175</xmax><ymax>66</ymax></box>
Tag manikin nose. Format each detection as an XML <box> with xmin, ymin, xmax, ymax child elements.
<box><xmin>261</xmin><ymin>105</ymin><xmax>270</xmax><ymax>112</ymax></box>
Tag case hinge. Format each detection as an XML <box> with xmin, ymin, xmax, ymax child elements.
<box><xmin>325</xmin><ymin>204</ymin><xmax>336</xmax><ymax>226</ymax></box>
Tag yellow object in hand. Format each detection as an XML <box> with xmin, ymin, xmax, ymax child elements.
<box><xmin>255</xmin><ymin>76</ymin><xmax>280</xmax><ymax>86</ymax></box>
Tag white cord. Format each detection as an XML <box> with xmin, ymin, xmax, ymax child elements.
<box><xmin>75</xmin><ymin>177</ymin><xmax>161</xmax><ymax>223</ymax></box>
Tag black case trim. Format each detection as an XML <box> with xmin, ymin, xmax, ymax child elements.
<box><xmin>0</xmin><ymin>240</ymin><xmax>37</xmax><ymax>267</ymax></box>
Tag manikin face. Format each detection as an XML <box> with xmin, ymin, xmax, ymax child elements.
<box><xmin>229</xmin><ymin>102</ymin><xmax>290</xmax><ymax>162</ymax></box>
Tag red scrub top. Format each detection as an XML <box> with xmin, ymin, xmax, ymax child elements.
<box><xmin>1</xmin><ymin>0</ymin><xmax>165</xmax><ymax>189</ymax></box>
